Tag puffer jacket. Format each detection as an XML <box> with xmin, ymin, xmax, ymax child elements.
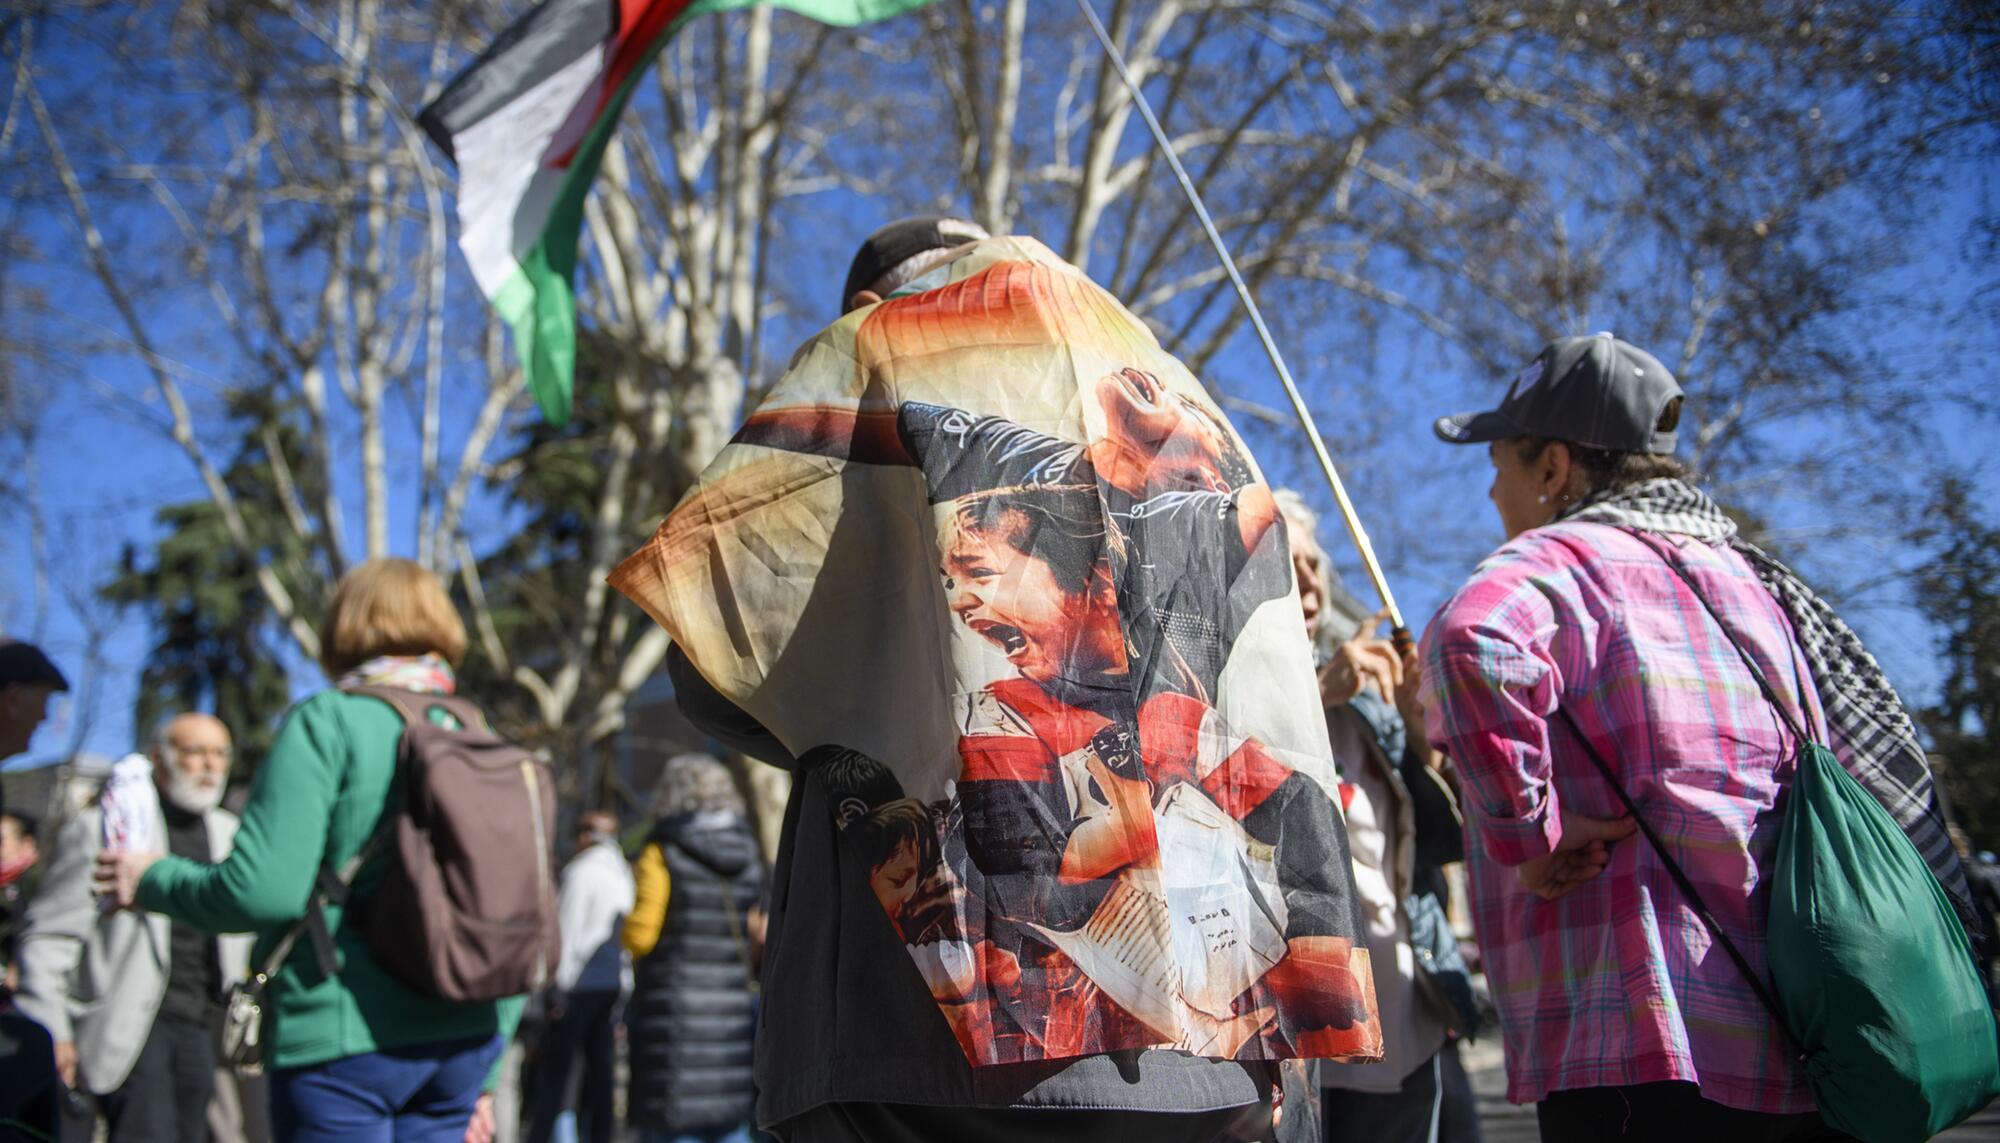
<box><xmin>627</xmin><ymin>811</ymin><xmax>762</xmax><ymax>1133</ymax></box>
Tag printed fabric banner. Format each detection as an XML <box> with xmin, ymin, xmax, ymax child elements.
<box><xmin>611</xmin><ymin>235</ymin><xmax>1383</xmax><ymax>1067</ymax></box>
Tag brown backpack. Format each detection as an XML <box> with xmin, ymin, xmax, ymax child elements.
<box><xmin>341</xmin><ymin>685</ymin><xmax>561</xmax><ymax>1003</ymax></box>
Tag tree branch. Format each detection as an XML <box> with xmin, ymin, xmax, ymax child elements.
<box><xmin>28</xmin><ymin>75</ymin><xmax>321</xmax><ymax>661</ymax></box>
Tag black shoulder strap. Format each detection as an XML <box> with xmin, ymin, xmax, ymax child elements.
<box><xmin>1551</xmin><ymin>708</ymin><xmax>1794</xmax><ymax>1047</ymax></box>
<box><xmin>1620</xmin><ymin>529</ymin><xmax>1814</xmax><ymax>748</ymax></box>
<box><xmin>1552</xmin><ymin>528</ymin><xmax>1811</xmax><ymax>1060</ymax></box>
<box><xmin>247</xmin><ymin>818</ymin><xmax>387</xmax><ymax>987</ymax></box>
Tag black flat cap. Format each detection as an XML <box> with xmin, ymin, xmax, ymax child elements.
<box><xmin>0</xmin><ymin>640</ymin><xmax>69</xmax><ymax>691</ymax></box>
<box><xmin>841</xmin><ymin>216</ymin><xmax>990</xmax><ymax>313</ymax></box>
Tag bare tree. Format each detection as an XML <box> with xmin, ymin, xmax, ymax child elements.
<box><xmin>6</xmin><ymin>0</ymin><xmax>963</xmax><ymax>815</ymax></box>
<box><xmin>7</xmin><ymin>0</ymin><xmax>1990</xmax><ymax>815</ymax></box>
<box><xmin>895</xmin><ymin>2</ymin><xmax>1991</xmax><ymax>593</ymax></box>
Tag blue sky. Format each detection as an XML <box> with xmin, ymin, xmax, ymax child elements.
<box><xmin>5</xmin><ymin>10</ymin><xmax>1996</xmax><ymax>771</ymax></box>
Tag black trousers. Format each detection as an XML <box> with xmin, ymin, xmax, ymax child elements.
<box><xmin>774</xmin><ymin>1099</ymin><xmax>1275</xmax><ymax>1143</ymax></box>
<box><xmin>525</xmin><ymin>990</ymin><xmax>620</xmax><ymax>1143</ymax></box>
<box><xmin>1321</xmin><ymin>1041</ymin><xmax>1482</xmax><ymax>1143</ymax></box>
<box><xmin>101</xmin><ymin>1016</ymin><xmax>216</xmax><ymax>1143</ymax></box>
<box><xmin>0</xmin><ymin>1010</ymin><xmax>60</xmax><ymax>1143</ymax></box>
<box><xmin>1537</xmin><ymin>1084</ymin><xmax>1851</xmax><ymax>1143</ymax></box>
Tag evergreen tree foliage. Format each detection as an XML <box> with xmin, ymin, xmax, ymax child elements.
<box><xmin>101</xmin><ymin>398</ymin><xmax>330</xmax><ymax>777</ymax></box>
<box><xmin>1914</xmin><ymin>477</ymin><xmax>2000</xmax><ymax>850</ymax></box>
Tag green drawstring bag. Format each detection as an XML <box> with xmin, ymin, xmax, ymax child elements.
<box><xmin>1561</xmin><ymin>534</ymin><xmax>2000</xmax><ymax>1143</ymax></box>
<box><xmin>1767</xmin><ymin>740</ymin><xmax>2000</xmax><ymax>1142</ymax></box>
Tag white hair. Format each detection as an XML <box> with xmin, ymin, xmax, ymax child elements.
<box><xmin>148</xmin><ymin>714</ymin><xmax>182</xmax><ymax>766</ymax></box>
<box><xmin>1272</xmin><ymin>488</ymin><xmax>1377</xmax><ymax>654</ymax></box>
<box><xmin>653</xmin><ymin>753</ymin><xmax>746</xmax><ymax>818</ymax></box>
<box><xmin>1272</xmin><ymin>489</ymin><xmax>1330</xmax><ymax>582</ymax></box>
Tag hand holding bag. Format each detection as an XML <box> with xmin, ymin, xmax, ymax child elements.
<box><xmin>220</xmin><ymin>825</ymin><xmax>386</xmax><ymax>1074</ymax></box>
<box><xmin>1557</xmin><ymin>531</ymin><xmax>1998</xmax><ymax>1143</ymax></box>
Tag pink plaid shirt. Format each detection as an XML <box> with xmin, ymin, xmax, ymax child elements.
<box><xmin>1420</xmin><ymin>521</ymin><xmax>1820</xmax><ymax>1114</ymax></box>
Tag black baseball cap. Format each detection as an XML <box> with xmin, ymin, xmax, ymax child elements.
<box><xmin>0</xmin><ymin>640</ymin><xmax>68</xmax><ymax>691</ymax></box>
<box><xmin>1434</xmin><ymin>333</ymin><xmax>1683</xmax><ymax>455</ymax></box>
<box><xmin>840</xmin><ymin>216</ymin><xmax>990</xmax><ymax>312</ymax></box>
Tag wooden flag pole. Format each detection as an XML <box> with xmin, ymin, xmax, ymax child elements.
<box><xmin>1072</xmin><ymin>0</ymin><xmax>1410</xmax><ymax>647</ymax></box>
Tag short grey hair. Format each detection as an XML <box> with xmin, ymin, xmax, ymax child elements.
<box><xmin>148</xmin><ymin>714</ymin><xmax>182</xmax><ymax>766</ymax></box>
<box><xmin>653</xmin><ymin>753</ymin><xmax>746</xmax><ymax>818</ymax></box>
<box><xmin>149</xmin><ymin>712</ymin><xmax>232</xmax><ymax>774</ymax></box>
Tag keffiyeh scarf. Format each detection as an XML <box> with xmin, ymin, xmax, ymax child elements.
<box><xmin>1557</xmin><ymin>478</ymin><xmax>1980</xmax><ymax>940</ymax></box>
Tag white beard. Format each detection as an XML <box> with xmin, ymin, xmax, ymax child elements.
<box><xmin>162</xmin><ymin>770</ymin><xmax>224</xmax><ymax>814</ymax></box>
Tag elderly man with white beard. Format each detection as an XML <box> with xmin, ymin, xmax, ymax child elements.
<box><xmin>15</xmin><ymin>713</ymin><xmax>252</xmax><ymax>1143</ymax></box>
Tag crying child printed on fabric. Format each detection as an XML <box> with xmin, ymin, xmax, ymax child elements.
<box><xmin>611</xmin><ymin>235</ymin><xmax>1381</xmax><ymax>1068</ymax></box>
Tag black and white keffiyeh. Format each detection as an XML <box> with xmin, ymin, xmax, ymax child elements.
<box><xmin>1558</xmin><ymin>478</ymin><xmax>1980</xmax><ymax>940</ymax></box>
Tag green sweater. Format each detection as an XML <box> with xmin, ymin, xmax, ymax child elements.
<box><xmin>138</xmin><ymin>689</ymin><xmax>523</xmax><ymax>1076</ymax></box>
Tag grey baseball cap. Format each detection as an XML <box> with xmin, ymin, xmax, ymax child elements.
<box><xmin>1434</xmin><ymin>333</ymin><xmax>1683</xmax><ymax>454</ymax></box>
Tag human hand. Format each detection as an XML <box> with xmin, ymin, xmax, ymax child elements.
<box><xmin>90</xmin><ymin>850</ymin><xmax>163</xmax><ymax>909</ymax></box>
<box><xmin>463</xmin><ymin>1093</ymin><xmax>495</xmax><ymax>1143</ymax></box>
<box><xmin>1515</xmin><ymin>811</ymin><xmax>1637</xmax><ymax>900</ymax></box>
<box><xmin>1392</xmin><ymin>643</ymin><xmax>1426</xmax><ymax>730</ymax></box>
<box><xmin>55</xmin><ymin>1040</ymin><xmax>78</xmax><ymax>1089</ymax></box>
<box><xmin>1318</xmin><ymin>614</ymin><xmax>1403</xmax><ymax>706</ymax></box>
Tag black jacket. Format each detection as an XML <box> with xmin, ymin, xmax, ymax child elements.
<box><xmin>666</xmin><ymin>648</ymin><xmax>1275</xmax><ymax>1129</ymax></box>
<box><xmin>627</xmin><ymin>811</ymin><xmax>763</xmax><ymax>1133</ymax></box>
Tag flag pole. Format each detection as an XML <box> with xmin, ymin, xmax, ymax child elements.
<box><xmin>1071</xmin><ymin>0</ymin><xmax>1410</xmax><ymax>647</ymax></box>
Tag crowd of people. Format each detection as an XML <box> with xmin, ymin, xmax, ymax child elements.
<box><xmin>0</xmin><ymin>215</ymin><xmax>1992</xmax><ymax>1143</ymax></box>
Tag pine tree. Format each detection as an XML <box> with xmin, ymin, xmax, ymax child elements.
<box><xmin>1915</xmin><ymin>478</ymin><xmax>2000</xmax><ymax>850</ymax></box>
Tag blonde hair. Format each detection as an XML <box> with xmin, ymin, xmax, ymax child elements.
<box><xmin>319</xmin><ymin>558</ymin><xmax>468</xmax><ymax>678</ymax></box>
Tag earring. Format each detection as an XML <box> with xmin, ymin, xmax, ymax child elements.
<box><xmin>1537</xmin><ymin>494</ymin><xmax>1548</xmax><ymax>504</ymax></box>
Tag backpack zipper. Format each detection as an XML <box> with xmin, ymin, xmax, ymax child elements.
<box><xmin>521</xmin><ymin>759</ymin><xmax>552</xmax><ymax>989</ymax></box>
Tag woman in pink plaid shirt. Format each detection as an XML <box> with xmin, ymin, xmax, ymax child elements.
<box><xmin>1417</xmin><ymin>335</ymin><xmax>1853</xmax><ymax>1143</ymax></box>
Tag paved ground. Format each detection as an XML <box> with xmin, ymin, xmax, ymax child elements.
<box><xmin>1461</xmin><ymin>1039</ymin><xmax>1539</xmax><ymax>1143</ymax></box>
<box><xmin>1463</xmin><ymin>1038</ymin><xmax>2000</xmax><ymax>1142</ymax></box>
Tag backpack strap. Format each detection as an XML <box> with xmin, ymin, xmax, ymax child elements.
<box><xmin>343</xmin><ymin>684</ymin><xmax>489</xmax><ymax>735</ymax></box>
<box><xmin>712</xmin><ymin>865</ymin><xmax>761</xmax><ymax>995</ymax></box>
<box><xmin>247</xmin><ymin>809</ymin><xmax>388</xmax><ymax>987</ymax></box>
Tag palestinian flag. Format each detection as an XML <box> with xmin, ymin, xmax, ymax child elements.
<box><xmin>419</xmin><ymin>0</ymin><xmax>934</xmax><ymax>425</ymax></box>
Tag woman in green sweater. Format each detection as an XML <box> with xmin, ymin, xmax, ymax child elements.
<box><xmin>94</xmin><ymin>558</ymin><xmax>522</xmax><ymax>1142</ymax></box>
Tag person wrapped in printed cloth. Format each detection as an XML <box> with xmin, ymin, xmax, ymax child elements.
<box><xmin>612</xmin><ymin>218</ymin><xmax>1380</xmax><ymax>1142</ymax></box>
<box><xmin>898</xmin><ymin>391</ymin><xmax>1372</xmax><ymax>1062</ymax></box>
